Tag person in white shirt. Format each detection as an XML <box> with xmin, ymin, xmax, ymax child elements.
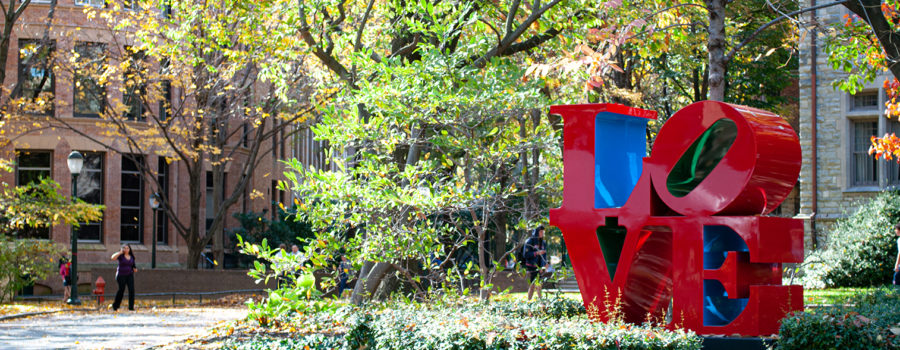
<box><xmin>274</xmin><ymin>243</ymin><xmax>288</xmax><ymax>288</ymax></box>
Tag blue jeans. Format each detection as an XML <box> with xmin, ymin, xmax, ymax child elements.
<box><xmin>894</xmin><ymin>270</ymin><xmax>900</xmax><ymax>285</ymax></box>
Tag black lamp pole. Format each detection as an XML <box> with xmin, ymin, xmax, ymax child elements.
<box><xmin>150</xmin><ymin>193</ymin><xmax>160</xmax><ymax>269</ymax></box>
<box><xmin>67</xmin><ymin>151</ymin><xmax>83</xmax><ymax>306</ymax></box>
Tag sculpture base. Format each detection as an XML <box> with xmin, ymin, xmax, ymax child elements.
<box><xmin>702</xmin><ymin>336</ymin><xmax>774</xmax><ymax>350</ymax></box>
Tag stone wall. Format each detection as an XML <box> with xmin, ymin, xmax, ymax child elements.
<box><xmin>798</xmin><ymin>2</ymin><xmax>892</xmax><ymax>247</ymax></box>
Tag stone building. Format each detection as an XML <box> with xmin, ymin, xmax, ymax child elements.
<box><xmin>798</xmin><ymin>3</ymin><xmax>898</xmax><ymax>247</ymax></box>
<box><xmin>0</xmin><ymin>1</ymin><xmax>324</xmax><ymax>295</ymax></box>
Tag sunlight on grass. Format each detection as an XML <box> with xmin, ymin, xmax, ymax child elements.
<box><xmin>804</xmin><ymin>287</ymin><xmax>881</xmax><ymax>305</ymax></box>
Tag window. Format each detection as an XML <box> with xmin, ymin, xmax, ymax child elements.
<box><xmin>74</xmin><ymin>152</ymin><xmax>104</xmax><ymax>242</ymax></box>
<box><xmin>124</xmin><ymin>0</ymin><xmax>139</xmax><ymax>10</ymax></box>
<box><xmin>242</xmin><ymin>122</ymin><xmax>249</xmax><ymax>147</ymax></box>
<box><xmin>205</xmin><ymin>171</ymin><xmax>224</xmax><ymax>232</ymax></box>
<box><xmin>73</xmin><ymin>42</ymin><xmax>107</xmax><ymax>118</ymax></box>
<box><xmin>156</xmin><ymin>158</ymin><xmax>169</xmax><ymax>244</ymax></box>
<box><xmin>121</xmin><ymin>155</ymin><xmax>143</xmax><ymax>243</ymax></box>
<box><xmin>123</xmin><ymin>48</ymin><xmax>146</xmax><ymax>121</ymax></box>
<box><xmin>17</xmin><ymin>39</ymin><xmax>55</xmax><ymax>115</ymax></box>
<box><xmin>14</xmin><ymin>150</ymin><xmax>52</xmax><ymax>239</ymax></box>
<box><xmin>851</xmin><ymin>91</ymin><xmax>879</xmax><ymax>111</ymax></box>
<box><xmin>887</xmin><ymin>119</ymin><xmax>900</xmax><ymax>187</ymax></box>
<box><xmin>160</xmin><ymin>0</ymin><xmax>172</xmax><ymax>18</ymax></box>
<box><xmin>75</xmin><ymin>0</ymin><xmax>105</xmax><ymax>7</ymax></box>
<box><xmin>851</xmin><ymin>120</ymin><xmax>878</xmax><ymax>187</ymax></box>
<box><xmin>271</xmin><ymin>180</ymin><xmax>284</xmax><ymax>220</ymax></box>
<box><xmin>159</xmin><ymin>59</ymin><xmax>172</xmax><ymax>121</ymax></box>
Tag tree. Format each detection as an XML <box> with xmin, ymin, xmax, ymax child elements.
<box><xmin>16</xmin><ymin>0</ymin><xmax>315</xmax><ymax>268</ymax></box>
<box><xmin>0</xmin><ymin>0</ymin><xmax>58</xmax><ymax>130</ymax></box>
<box><xmin>832</xmin><ymin>0</ymin><xmax>900</xmax><ymax>161</ymax></box>
<box><xmin>275</xmin><ymin>0</ymin><xmax>575</xmax><ymax>303</ymax></box>
<box><xmin>530</xmin><ymin>0</ymin><xmax>838</xmax><ymax>109</ymax></box>
<box><xmin>0</xmin><ymin>159</ymin><xmax>103</xmax><ymax>302</ymax></box>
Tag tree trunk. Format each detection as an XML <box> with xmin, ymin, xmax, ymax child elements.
<box><xmin>212</xmin><ymin>165</ymin><xmax>225</xmax><ymax>270</ymax></box>
<box><xmin>494</xmin><ymin>210</ymin><xmax>507</xmax><ymax>261</ymax></box>
<box><xmin>706</xmin><ymin>0</ymin><xmax>727</xmax><ymax>101</ymax></box>
<box><xmin>186</xmin><ymin>160</ymin><xmax>204</xmax><ymax>269</ymax></box>
<box><xmin>350</xmin><ymin>261</ymin><xmax>394</xmax><ymax>305</ymax></box>
<box><xmin>477</xmin><ymin>223</ymin><xmax>490</xmax><ymax>301</ymax></box>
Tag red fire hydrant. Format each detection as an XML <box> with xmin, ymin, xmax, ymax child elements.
<box><xmin>93</xmin><ymin>276</ymin><xmax>106</xmax><ymax>304</ymax></box>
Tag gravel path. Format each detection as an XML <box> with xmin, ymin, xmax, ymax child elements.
<box><xmin>0</xmin><ymin>307</ymin><xmax>245</xmax><ymax>350</ymax></box>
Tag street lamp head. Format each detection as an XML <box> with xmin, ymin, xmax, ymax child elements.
<box><xmin>67</xmin><ymin>151</ymin><xmax>84</xmax><ymax>175</ymax></box>
<box><xmin>149</xmin><ymin>192</ymin><xmax>161</xmax><ymax>210</ymax></box>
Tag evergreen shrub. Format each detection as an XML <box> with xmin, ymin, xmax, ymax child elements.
<box><xmin>800</xmin><ymin>191</ymin><xmax>900</xmax><ymax>288</ymax></box>
<box><xmin>777</xmin><ymin>288</ymin><xmax>900</xmax><ymax>349</ymax></box>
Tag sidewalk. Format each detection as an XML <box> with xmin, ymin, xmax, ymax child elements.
<box><xmin>0</xmin><ymin>307</ymin><xmax>244</xmax><ymax>350</ymax></box>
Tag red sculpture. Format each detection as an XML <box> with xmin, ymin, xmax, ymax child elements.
<box><xmin>549</xmin><ymin>101</ymin><xmax>803</xmax><ymax>336</ymax></box>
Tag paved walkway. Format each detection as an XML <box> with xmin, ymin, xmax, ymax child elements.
<box><xmin>0</xmin><ymin>307</ymin><xmax>244</xmax><ymax>350</ymax></box>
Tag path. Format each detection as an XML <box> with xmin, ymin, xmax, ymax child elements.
<box><xmin>0</xmin><ymin>307</ymin><xmax>244</xmax><ymax>350</ymax></box>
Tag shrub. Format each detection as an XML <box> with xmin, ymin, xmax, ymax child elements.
<box><xmin>777</xmin><ymin>287</ymin><xmax>900</xmax><ymax>349</ymax></box>
<box><xmin>800</xmin><ymin>191</ymin><xmax>900</xmax><ymax>288</ymax></box>
<box><xmin>227</xmin><ymin>302</ymin><xmax>702</xmax><ymax>350</ymax></box>
<box><xmin>486</xmin><ymin>295</ymin><xmax>586</xmax><ymax>319</ymax></box>
<box><xmin>0</xmin><ymin>234</ymin><xmax>63</xmax><ymax>301</ymax></box>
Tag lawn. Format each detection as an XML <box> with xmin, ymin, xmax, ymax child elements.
<box><xmin>803</xmin><ymin>287</ymin><xmax>883</xmax><ymax>305</ymax></box>
<box><xmin>500</xmin><ymin>287</ymin><xmax>889</xmax><ymax>306</ymax></box>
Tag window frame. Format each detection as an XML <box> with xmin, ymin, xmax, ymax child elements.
<box><xmin>17</xmin><ymin>39</ymin><xmax>56</xmax><ymax>116</ymax></box>
<box><xmin>122</xmin><ymin>47</ymin><xmax>147</xmax><ymax>121</ymax></box>
<box><xmin>73</xmin><ymin>41</ymin><xmax>108</xmax><ymax>118</ymax></box>
<box><xmin>74</xmin><ymin>152</ymin><xmax>105</xmax><ymax>243</ymax></box>
<box><xmin>13</xmin><ymin>150</ymin><xmax>53</xmax><ymax>240</ymax></box>
<box><xmin>120</xmin><ymin>154</ymin><xmax>144</xmax><ymax>243</ymax></box>
<box><xmin>849</xmin><ymin>118</ymin><xmax>879</xmax><ymax>188</ymax></box>
<box><xmin>74</xmin><ymin>0</ymin><xmax>106</xmax><ymax>8</ymax></box>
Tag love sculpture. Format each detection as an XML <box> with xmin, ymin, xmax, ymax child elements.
<box><xmin>549</xmin><ymin>101</ymin><xmax>803</xmax><ymax>336</ymax></box>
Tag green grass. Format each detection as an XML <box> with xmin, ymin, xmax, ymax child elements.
<box><xmin>495</xmin><ymin>292</ymin><xmax>582</xmax><ymax>302</ymax></box>
<box><xmin>803</xmin><ymin>287</ymin><xmax>882</xmax><ymax>305</ymax></box>
<box><xmin>500</xmin><ymin>287</ymin><xmax>885</xmax><ymax>306</ymax></box>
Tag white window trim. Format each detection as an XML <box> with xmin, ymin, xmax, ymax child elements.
<box><xmin>75</xmin><ymin>0</ymin><xmax>105</xmax><ymax>8</ymax></box>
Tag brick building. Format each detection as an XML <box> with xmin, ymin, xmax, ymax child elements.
<box><xmin>798</xmin><ymin>3</ymin><xmax>899</xmax><ymax>246</ymax></box>
<box><xmin>0</xmin><ymin>1</ymin><xmax>325</xmax><ymax>295</ymax></box>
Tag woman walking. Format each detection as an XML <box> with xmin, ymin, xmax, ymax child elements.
<box><xmin>58</xmin><ymin>257</ymin><xmax>71</xmax><ymax>301</ymax></box>
<box><xmin>111</xmin><ymin>244</ymin><xmax>138</xmax><ymax>311</ymax></box>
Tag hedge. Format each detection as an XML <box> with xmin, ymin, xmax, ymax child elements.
<box><xmin>777</xmin><ymin>287</ymin><xmax>900</xmax><ymax>349</ymax></box>
<box><xmin>225</xmin><ymin>298</ymin><xmax>701</xmax><ymax>350</ymax></box>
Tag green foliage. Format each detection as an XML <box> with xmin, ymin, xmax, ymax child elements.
<box><xmin>239</xmin><ymin>235</ymin><xmax>334</xmax><ymax>327</ymax></box>
<box><xmin>777</xmin><ymin>288</ymin><xmax>900</xmax><ymax>349</ymax></box>
<box><xmin>0</xmin><ymin>234</ymin><xmax>64</xmax><ymax>301</ymax></box>
<box><xmin>800</xmin><ymin>191</ymin><xmax>900</xmax><ymax>288</ymax></box>
<box><xmin>230</xmin><ymin>206</ymin><xmax>315</xmax><ymax>248</ymax></box>
<box><xmin>225</xmin><ymin>301</ymin><xmax>702</xmax><ymax>350</ymax></box>
<box><xmin>486</xmin><ymin>295</ymin><xmax>586</xmax><ymax>319</ymax></box>
<box><xmin>0</xmin><ymin>176</ymin><xmax>104</xmax><ymax>236</ymax></box>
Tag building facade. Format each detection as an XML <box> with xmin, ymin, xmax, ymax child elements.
<box><xmin>0</xmin><ymin>0</ymin><xmax>311</xmax><ymax>294</ymax></box>
<box><xmin>798</xmin><ymin>3</ymin><xmax>899</xmax><ymax>247</ymax></box>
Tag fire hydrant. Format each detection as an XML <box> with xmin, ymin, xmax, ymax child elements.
<box><xmin>93</xmin><ymin>276</ymin><xmax>106</xmax><ymax>304</ymax></box>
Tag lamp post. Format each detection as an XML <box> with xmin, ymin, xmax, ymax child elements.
<box><xmin>66</xmin><ymin>151</ymin><xmax>83</xmax><ymax>306</ymax></box>
<box><xmin>149</xmin><ymin>192</ymin><xmax>161</xmax><ymax>269</ymax></box>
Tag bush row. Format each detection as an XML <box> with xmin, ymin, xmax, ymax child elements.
<box><xmin>226</xmin><ymin>301</ymin><xmax>700</xmax><ymax>350</ymax></box>
<box><xmin>777</xmin><ymin>287</ymin><xmax>900</xmax><ymax>349</ymax></box>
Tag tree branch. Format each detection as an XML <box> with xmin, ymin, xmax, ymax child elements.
<box><xmin>724</xmin><ymin>0</ymin><xmax>848</xmax><ymax>64</ymax></box>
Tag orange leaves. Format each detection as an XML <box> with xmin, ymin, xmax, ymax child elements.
<box><xmin>869</xmin><ymin>133</ymin><xmax>900</xmax><ymax>162</ymax></box>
